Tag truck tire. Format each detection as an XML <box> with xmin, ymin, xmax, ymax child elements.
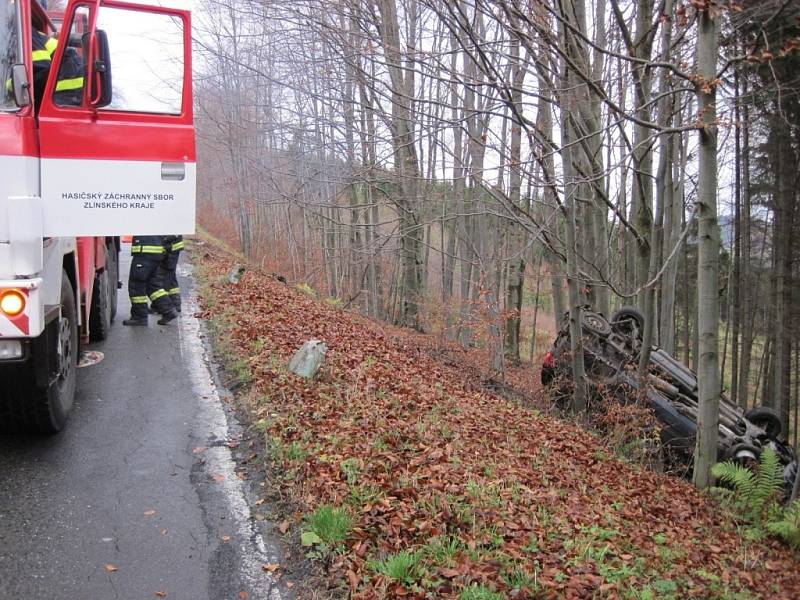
<box><xmin>0</xmin><ymin>272</ymin><xmax>78</xmax><ymax>434</ymax></box>
<box><xmin>745</xmin><ymin>406</ymin><xmax>783</xmax><ymax>438</ymax></box>
<box><xmin>107</xmin><ymin>241</ymin><xmax>119</xmax><ymax>321</ymax></box>
<box><xmin>89</xmin><ymin>267</ymin><xmax>112</xmax><ymax>342</ymax></box>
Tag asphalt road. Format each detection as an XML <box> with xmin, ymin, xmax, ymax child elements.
<box><xmin>0</xmin><ymin>248</ymin><xmax>286</xmax><ymax>600</ymax></box>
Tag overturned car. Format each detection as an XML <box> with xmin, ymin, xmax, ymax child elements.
<box><xmin>541</xmin><ymin>306</ymin><xmax>798</xmax><ymax>493</ymax></box>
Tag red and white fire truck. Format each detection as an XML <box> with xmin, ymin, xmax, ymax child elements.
<box><xmin>0</xmin><ymin>0</ymin><xmax>195</xmax><ymax>432</ymax></box>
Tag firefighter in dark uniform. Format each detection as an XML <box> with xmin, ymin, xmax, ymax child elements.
<box><xmin>30</xmin><ymin>28</ymin><xmax>84</xmax><ymax>111</ymax></box>
<box><xmin>160</xmin><ymin>235</ymin><xmax>184</xmax><ymax>312</ymax></box>
<box><xmin>31</xmin><ymin>29</ymin><xmax>58</xmax><ymax>111</ymax></box>
<box><xmin>123</xmin><ymin>236</ymin><xmax>178</xmax><ymax>326</ymax></box>
<box><xmin>52</xmin><ymin>41</ymin><xmax>84</xmax><ymax>106</ymax></box>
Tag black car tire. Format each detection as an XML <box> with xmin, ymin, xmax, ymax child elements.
<box><xmin>581</xmin><ymin>311</ymin><xmax>612</xmax><ymax>337</ymax></box>
<box><xmin>729</xmin><ymin>443</ymin><xmax>762</xmax><ymax>463</ymax></box>
<box><xmin>745</xmin><ymin>406</ymin><xmax>783</xmax><ymax>438</ymax></box>
<box><xmin>611</xmin><ymin>306</ymin><xmax>645</xmax><ymax>339</ymax></box>
<box><xmin>611</xmin><ymin>306</ymin><xmax>645</xmax><ymax>329</ymax></box>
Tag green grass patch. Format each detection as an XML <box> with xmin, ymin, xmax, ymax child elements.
<box><xmin>302</xmin><ymin>504</ymin><xmax>352</xmax><ymax>547</ymax></box>
<box><xmin>369</xmin><ymin>550</ymin><xmax>423</xmax><ymax>586</ymax></box>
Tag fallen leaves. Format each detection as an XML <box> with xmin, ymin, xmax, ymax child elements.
<box><xmin>196</xmin><ymin>239</ymin><xmax>800</xmax><ymax>599</ymax></box>
<box><xmin>262</xmin><ymin>563</ymin><xmax>280</xmax><ymax>573</ymax></box>
<box><xmin>104</xmin><ymin>564</ymin><xmax>118</xmax><ymax>573</ymax></box>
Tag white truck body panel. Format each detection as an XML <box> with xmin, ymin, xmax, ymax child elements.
<box><xmin>41</xmin><ymin>158</ymin><xmax>197</xmax><ymax>237</ymax></box>
<box><xmin>0</xmin><ymin>156</ymin><xmax>40</xmax><ymax>279</ymax></box>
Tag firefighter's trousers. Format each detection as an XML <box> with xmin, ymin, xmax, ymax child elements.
<box><xmin>158</xmin><ymin>248</ymin><xmax>182</xmax><ymax>311</ymax></box>
<box><xmin>128</xmin><ymin>254</ymin><xmax>174</xmax><ymax>318</ymax></box>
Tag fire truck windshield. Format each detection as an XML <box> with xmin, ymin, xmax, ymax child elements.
<box><xmin>1</xmin><ymin>0</ymin><xmax>18</xmax><ymax>110</ymax></box>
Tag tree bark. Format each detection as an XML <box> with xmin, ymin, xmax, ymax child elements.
<box><xmin>692</xmin><ymin>7</ymin><xmax>720</xmax><ymax>489</ymax></box>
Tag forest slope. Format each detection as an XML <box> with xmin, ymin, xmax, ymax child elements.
<box><xmin>193</xmin><ymin>237</ymin><xmax>799</xmax><ymax>600</ymax></box>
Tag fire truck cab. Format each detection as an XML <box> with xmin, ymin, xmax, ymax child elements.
<box><xmin>0</xmin><ymin>0</ymin><xmax>195</xmax><ymax>433</ymax></box>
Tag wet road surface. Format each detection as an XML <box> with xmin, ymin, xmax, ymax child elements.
<box><xmin>0</xmin><ymin>248</ymin><xmax>286</xmax><ymax>600</ymax></box>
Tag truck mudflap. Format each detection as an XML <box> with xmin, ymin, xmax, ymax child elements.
<box><xmin>0</xmin><ymin>278</ymin><xmax>44</xmax><ymax>338</ymax></box>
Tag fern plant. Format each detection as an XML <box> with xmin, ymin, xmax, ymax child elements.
<box><xmin>766</xmin><ymin>500</ymin><xmax>800</xmax><ymax>550</ymax></box>
<box><xmin>712</xmin><ymin>447</ymin><xmax>800</xmax><ymax>548</ymax></box>
<box><xmin>712</xmin><ymin>447</ymin><xmax>784</xmax><ymax>521</ymax></box>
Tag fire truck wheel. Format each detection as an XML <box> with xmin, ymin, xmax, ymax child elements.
<box><xmin>0</xmin><ymin>272</ymin><xmax>78</xmax><ymax>434</ymax></box>
<box><xmin>89</xmin><ymin>268</ymin><xmax>112</xmax><ymax>342</ymax></box>
<box><xmin>107</xmin><ymin>241</ymin><xmax>119</xmax><ymax>321</ymax></box>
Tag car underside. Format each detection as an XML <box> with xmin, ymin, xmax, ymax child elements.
<box><xmin>541</xmin><ymin>306</ymin><xmax>798</xmax><ymax>495</ymax></box>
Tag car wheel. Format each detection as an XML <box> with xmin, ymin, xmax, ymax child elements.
<box><xmin>745</xmin><ymin>406</ymin><xmax>783</xmax><ymax>438</ymax></box>
<box><xmin>611</xmin><ymin>306</ymin><xmax>645</xmax><ymax>336</ymax></box>
<box><xmin>581</xmin><ymin>311</ymin><xmax>612</xmax><ymax>336</ymax></box>
<box><xmin>729</xmin><ymin>443</ymin><xmax>761</xmax><ymax>463</ymax></box>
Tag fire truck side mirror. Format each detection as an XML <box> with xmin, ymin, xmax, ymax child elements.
<box><xmin>83</xmin><ymin>30</ymin><xmax>112</xmax><ymax>108</ymax></box>
<box><xmin>10</xmin><ymin>64</ymin><xmax>31</xmax><ymax>108</ymax></box>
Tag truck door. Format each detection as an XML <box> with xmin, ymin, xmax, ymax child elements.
<box><xmin>37</xmin><ymin>0</ymin><xmax>195</xmax><ymax>237</ymax></box>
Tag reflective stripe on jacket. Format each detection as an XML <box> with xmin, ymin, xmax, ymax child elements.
<box><xmin>131</xmin><ymin>245</ymin><xmax>166</xmax><ymax>254</ymax></box>
<box><xmin>131</xmin><ymin>235</ymin><xmax>166</xmax><ymax>255</ymax></box>
<box><xmin>55</xmin><ymin>46</ymin><xmax>84</xmax><ymax>93</ymax></box>
<box><xmin>32</xmin><ymin>31</ymin><xmax>57</xmax><ymax>68</ymax></box>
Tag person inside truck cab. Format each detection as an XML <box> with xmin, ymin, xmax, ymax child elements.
<box><xmin>31</xmin><ymin>27</ymin><xmax>84</xmax><ymax>111</ymax></box>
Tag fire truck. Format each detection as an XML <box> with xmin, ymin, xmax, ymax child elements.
<box><xmin>0</xmin><ymin>0</ymin><xmax>196</xmax><ymax>433</ymax></box>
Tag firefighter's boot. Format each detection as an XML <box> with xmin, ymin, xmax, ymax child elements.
<box><xmin>123</xmin><ymin>316</ymin><xmax>149</xmax><ymax>326</ymax></box>
<box><xmin>157</xmin><ymin>310</ymin><xmax>178</xmax><ymax>325</ymax></box>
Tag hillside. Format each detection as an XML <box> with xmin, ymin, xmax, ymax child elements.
<box><xmin>193</xmin><ymin>237</ymin><xmax>799</xmax><ymax>600</ymax></box>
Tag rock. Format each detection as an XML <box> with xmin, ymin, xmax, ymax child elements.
<box><xmin>289</xmin><ymin>339</ymin><xmax>327</xmax><ymax>379</ymax></box>
<box><xmin>228</xmin><ymin>264</ymin><xmax>246</xmax><ymax>284</ymax></box>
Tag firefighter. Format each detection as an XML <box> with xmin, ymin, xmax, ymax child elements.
<box><xmin>31</xmin><ymin>29</ymin><xmax>57</xmax><ymax>111</ymax></box>
<box><xmin>123</xmin><ymin>236</ymin><xmax>178</xmax><ymax>326</ymax></box>
<box><xmin>160</xmin><ymin>235</ymin><xmax>185</xmax><ymax>312</ymax></box>
<box><xmin>52</xmin><ymin>42</ymin><xmax>84</xmax><ymax>106</ymax></box>
<box><xmin>30</xmin><ymin>28</ymin><xmax>84</xmax><ymax>111</ymax></box>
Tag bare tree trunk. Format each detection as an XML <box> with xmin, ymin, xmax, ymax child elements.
<box><xmin>505</xmin><ymin>257</ymin><xmax>525</xmax><ymax>362</ymax></box>
<box><xmin>660</xmin><ymin>106</ymin><xmax>688</xmax><ymax>356</ymax></box>
<box><xmin>639</xmin><ymin>0</ymin><xmax>674</xmax><ymax>372</ymax></box>
<box><xmin>627</xmin><ymin>0</ymin><xmax>656</xmax><ymax>298</ymax></box>
<box><xmin>376</xmin><ymin>0</ymin><xmax>424</xmax><ymax>329</ymax></box>
<box><xmin>559</xmin><ymin>0</ymin><xmax>589</xmax><ymax>412</ymax></box>
<box><xmin>737</xmin><ymin>92</ymin><xmax>753</xmax><ymax>409</ymax></box>
<box><xmin>729</xmin><ymin>65</ymin><xmax>742</xmax><ymax>407</ymax></box>
<box><xmin>504</xmin><ymin>27</ymin><xmax>526</xmax><ymax>362</ymax></box>
<box><xmin>530</xmin><ymin>252</ymin><xmax>544</xmax><ymax>359</ymax></box>
<box><xmin>693</xmin><ymin>7</ymin><xmax>720</xmax><ymax>489</ymax></box>
<box><xmin>682</xmin><ymin>241</ymin><xmax>691</xmax><ymax>366</ymax></box>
